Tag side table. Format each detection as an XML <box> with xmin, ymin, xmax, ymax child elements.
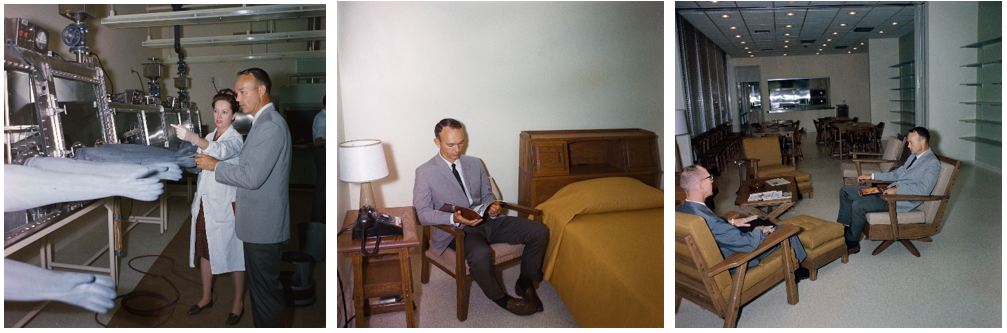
<box><xmin>338</xmin><ymin>206</ymin><xmax>419</xmax><ymax>328</ymax></box>
<box><xmin>735</xmin><ymin>176</ymin><xmax>799</xmax><ymax>222</ymax></box>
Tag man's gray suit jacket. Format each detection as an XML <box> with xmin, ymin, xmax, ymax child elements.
<box><xmin>872</xmin><ymin>148</ymin><xmax>941</xmax><ymax>212</ymax></box>
<box><xmin>215</xmin><ymin>105</ymin><xmax>292</xmax><ymax>244</ymax></box>
<box><xmin>413</xmin><ymin>154</ymin><xmax>496</xmax><ymax>256</ymax></box>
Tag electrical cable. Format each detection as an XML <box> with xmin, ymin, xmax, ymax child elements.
<box><xmin>6</xmin><ymin>39</ymin><xmax>49</xmax><ymax>82</ymax></box>
<box><xmin>131</xmin><ymin>69</ymin><xmax>145</xmax><ymax>94</ymax></box>
<box><xmin>93</xmin><ymin>254</ymin><xmax>206</xmax><ymax>327</ymax></box>
<box><xmin>90</xmin><ymin>53</ymin><xmax>114</xmax><ymax>94</ymax></box>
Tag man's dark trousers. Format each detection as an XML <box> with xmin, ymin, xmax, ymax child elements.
<box><xmin>244</xmin><ymin>241</ymin><xmax>288</xmax><ymax>327</ymax></box>
<box><xmin>837</xmin><ymin>186</ymin><xmax>889</xmax><ymax>242</ymax></box>
<box><xmin>453</xmin><ymin>216</ymin><xmax>548</xmax><ymax>300</ymax></box>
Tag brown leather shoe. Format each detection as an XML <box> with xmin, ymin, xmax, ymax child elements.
<box><xmin>847</xmin><ymin>244</ymin><xmax>861</xmax><ymax>255</ymax></box>
<box><xmin>505</xmin><ymin>297</ymin><xmax>537</xmax><ymax>315</ymax></box>
<box><xmin>515</xmin><ymin>282</ymin><xmax>544</xmax><ymax>312</ymax></box>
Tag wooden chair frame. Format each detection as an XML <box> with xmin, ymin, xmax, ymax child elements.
<box><xmin>861</xmin><ymin>155</ymin><xmax>961</xmax><ymax>257</ymax></box>
<box><xmin>419</xmin><ymin>202</ymin><xmax>543</xmax><ymax>321</ymax></box>
<box><xmin>675</xmin><ymin>216</ymin><xmax>800</xmax><ymax>328</ymax></box>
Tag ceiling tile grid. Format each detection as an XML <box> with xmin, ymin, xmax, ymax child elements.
<box><xmin>676</xmin><ymin>1</ymin><xmax>917</xmax><ymax>58</ymax></box>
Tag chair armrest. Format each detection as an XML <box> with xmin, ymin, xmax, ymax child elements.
<box><xmin>852</xmin><ymin>152</ymin><xmax>883</xmax><ymax>158</ymax></box>
<box><xmin>433</xmin><ymin>224</ymin><xmax>466</xmax><ymax>239</ymax></box>
<box><xmin>500</xmin><ymin>202</ymin><xmax>543</xmax><ymax>222</ymax></box>
<box><xmin>862</xmin><ymin>179</ymin><xmax>893</xmax><ymax>186</ymax></box>
<box><xmin>879</xmin><ymin>194</ymin><xmax>949</xmax><ymax>203</ymax></box>
<box><xmin>720</xmin><ymin>211</ymin><xmax>741</xmax><ymax>220</ymax></box>
<box><xmin>705</xmin><ymin>224</ymin><xmax>800</xmax><ymax>277</ymax></box>
<box><xmin>852</xmin><ymin>158</ymin><xmax>895</xmax><ymax>164</ymax></box>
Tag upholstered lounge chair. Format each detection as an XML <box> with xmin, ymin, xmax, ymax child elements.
<box><xmin>739</xmin><ymin>136</ymin><xmax>814</xmax><ymax>198</ymax></box>
<box><xmin>841</xmin><ymin>135</ymin><xmax>907</xmax><ymax>185</ymax></box>
<box><xmin>862</xmin><ymin>155</ymin><xmax>962</xmax><ymax>257</ymax></box>
<box><xmin>675</xmin><ymin>212</ymin><xmax>801</xmax><ymax>328</ymax></box>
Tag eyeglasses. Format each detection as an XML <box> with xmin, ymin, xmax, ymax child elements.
<box><xmin>702</xmin><ymin>175</ymin><xmax>714</xmax><ymax>181</ymax></box>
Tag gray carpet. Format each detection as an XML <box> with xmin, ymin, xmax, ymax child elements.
<box><xmin>674</xmin><ymin>136</ymin><xmax>1003</xmax><ymax>327</ymax></box>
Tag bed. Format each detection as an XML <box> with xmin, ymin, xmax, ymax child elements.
<box><xmin>535</xmin><ymin>176</ymin><xmax>664</xmax><ymax>328</ymax></box>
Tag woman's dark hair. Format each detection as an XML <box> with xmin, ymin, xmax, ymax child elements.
<box><xmin>212</xmin><ymin>88</ymin><xmax>240</xmax><ymax>113</ymax></box>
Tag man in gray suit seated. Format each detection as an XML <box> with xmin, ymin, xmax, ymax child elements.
<box><xmin>413</xmin><ymin>118</ymin><xmax>548</xmax><ymax>316</ymax></box>
<box><xmin>839</xmin><ymin>127</ymin><xmax>940</xmax><ymax>254</ymax></box>
<box><xmin>195</xmin><ymin>68</ymin><xmax>291</xmax><ymax>327</ymax></box>
<box><xmin>675</xmin><ymin>165</ymin><xmax>809</xmax><ymax>280</ymax></box>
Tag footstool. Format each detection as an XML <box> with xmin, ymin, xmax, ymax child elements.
<box><xmin>783</xmin><ymin>215</ymin><xmax>848</xmax><ymax>281</ymax></box>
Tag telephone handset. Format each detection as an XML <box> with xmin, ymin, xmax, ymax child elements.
<box><xmin>352</xmin><ymin>206</ymin><xmax>404</xmax><ymax>256</ymax></box>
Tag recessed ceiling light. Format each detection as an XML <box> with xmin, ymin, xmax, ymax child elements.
<box><xmin>879</xmin><ymin>30</ymin><xmax>885</xmax><ymax>34</ymax></box>
<box><xmin>735</xmin><ymin>35</ymin><xmax>742</xmax><ymax>38</ymax></box>
<box><xmin>750</xmin><ymin>55</ymin><xmax>755</xmax><ymax>57</ymax></box>
<box><xmin>833</xmin><ymin>32</ymin><xmax>839</xmax><ymax>35</ymax></box>
<box><xmin>748</xmin><ymin>51</ymin><xmax>752</xmax><ymax>53</ymax></box>
<box><xmin>744</xmin><ymin>46</ymin><xmax>750</xmax><ymax>49</ymax></box>
<box><xmin>784</xmin><ymin>45</ymin><xmax>789</xmax><ymax>48</ymax></box>
<box><xmin>730</xmin><ymin>26</ymin><xmax>738</xmax><ymax>30</ymax></box>
<box><xmin>784</xmin><ymin>40</ymin><xmax>790</xmax><ymax>43</ymax></box>
<box><xmin>848</xmin><ymin>51</ymin><xmax>852</xmax><ymax>54</ymax></box>
<box><xmin>787</xmin><ymin>12</ymin><xmax>795</xmax><ymax>16</ymax></box>
<box><xmin>710</xmin><ymin>1</ymin><xmax>720</xmax><ymax>3</ymax></box>
<box><xmin>740</xmin><ymin>41</ymin><xmax>747</xmax><ymax>44</ymax></box>
<box><xmin>819</xmin><ymin>49</ymin><xmax>823</xmax><ymax>51</ymax></box>
<box><xmin>891</xmin><ymin>22</ymin><xmax>899</xmax><ymax>25</ymax></box>
<box><xmin>849</xmin><ymin>11</ymin><xmax>857</xmax><ymax>15</ymax></box>
<box><xmin>785</xmin><ymin>33</ymin><xmax>791</xmax><ymax>36</ymax></box>
<box><xmin>861</xmin><ymin>42</ymin><xmax>865</xmax><ymax>45</ymax></box>
<box><xmin>816</xmin><ymin>52</ymin><xmax>820</xmax><ymax>55</ymax></box>
<box><xmin>827</xmin><ymin>39</ymin><xmax>832</xmax><ymax>42</ymax></box>
<box><xmin>784</xmin><ymin>53</ymin><xmax>788</xmax><ymax>56</ymax></box>
<box><xmin>840</xmin><ymin>23</ymin><xmax>847</xmax><ymax>27</ymax></box>
<box><xmin>721</xmin><ymin>14</ymin><xmax>730</xmax><ymax>18</ymax></box>
<box><xmin>785</xmin><ymin>24</ymin><xmax>793</xmax><ymax>28</ymax></box>
<box><xmin>822</xmin><ymin>44</ymin><xmax>828</xmax><ymax>47</ymax></box>
<box><xmin>853</xmin><ymin>47</ymin><xmax>858</xmax><ymax>50</ymax></box>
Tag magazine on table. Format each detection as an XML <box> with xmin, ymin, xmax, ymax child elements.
<box><xmin>748</xmin><ymin>190</ymin><xmax>793</xmax><ymax>201</ymax></box>
<box><xmin>765</xmin><ymin>178</ymin><xmax>791</xmax><ymax>186</ymax></box>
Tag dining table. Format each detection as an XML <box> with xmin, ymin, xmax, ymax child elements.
<box><xmin>750</xmin><ymin>124</ymin><xmax>798</xmax><ymax>164</ymax></box>
<box><xmin>830</xmin><ymin>122</ymin><xmax>877</xmax><ymax>158</ymax></box>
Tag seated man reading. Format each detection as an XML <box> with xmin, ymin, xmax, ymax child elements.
<box><xmin>675</xmin><ymin>165</ymin><xmax>809</xmax><ymax>280</ymax></box>
<box><xmin>837</xmin><ymin>127</ymin><xmax>940</xmax><ymax>254</ymax></box>
<box><xmin>412</xmin><ymin>118</ymin><xmax>548</xmax><ymax>316</ymax></box>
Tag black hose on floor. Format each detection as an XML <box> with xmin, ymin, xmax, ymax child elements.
<box><xmin>94</xmin><ymin>255</ymin><xmax>206</xmax><ymax>327</ymax></box>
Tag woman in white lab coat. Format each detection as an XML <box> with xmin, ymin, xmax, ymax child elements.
<box><xmin>171</xmin><ymin>88</ymin><xmax>245</xmax><ymax>325</ymax></box>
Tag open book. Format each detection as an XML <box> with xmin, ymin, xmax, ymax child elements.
<box><xmin>440</xmin><ymin>201</ymin><xmax>505</xmax><ymax>221</ymax></box>
<box><xmin>858</xmin><ymin>185</ymin><xmax>889</xmax><ymax>196</ymax></box>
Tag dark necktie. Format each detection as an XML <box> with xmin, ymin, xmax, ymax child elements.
<box><xmin>452</xmin><ymin>163</ymin><xmax>467</xmax><ymax>196</ymax></box>
<box><xmin>906</xmin><ymin>155</ymin><xmax>917</xmax><ymax>169</ymax></box>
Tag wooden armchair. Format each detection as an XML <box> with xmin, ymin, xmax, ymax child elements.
<box><xmin>675</xmin><ymin>212</ymin><xmax>801</xmax><ymax>328</ymax></box>
<box><xmin>840</xmin><ymin>135</ymin><xmax>907</xmax><ymax>185</ymax></box>
<box><xmin>861</xmin><ymin>155</ymin><xmax>961</xmax><ymax>257</ymax></box>
<box><xmin>739</xmin><ymin>136</ymin><xmax>813</xmax><ymax>198</ymax></box>
<box><xmin>419</xmin><ymin>178</ymin><xmax>543</xmax><ymax>321</ymax></box>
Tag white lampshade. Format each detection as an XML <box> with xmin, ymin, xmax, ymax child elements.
<box><xmin>338</xmin><ymin>139</ymin><xmax>389</xmax><ymax>183</ymax></box>
<box><xmin>675</xmin><ymin>109</ymin><xmax>690</xmax><ymax>136</ymax></box>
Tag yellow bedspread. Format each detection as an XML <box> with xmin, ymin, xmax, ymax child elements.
<box><xmin>536</xmin><ymin>177</ymin><xmax>664</xmax><ymax>327</ymax></box>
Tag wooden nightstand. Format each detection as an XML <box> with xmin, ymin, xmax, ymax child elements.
<box><xmin>337</xmin><ymin>206</ymin><xmax>419</xmax><ymax>328</ymax></box>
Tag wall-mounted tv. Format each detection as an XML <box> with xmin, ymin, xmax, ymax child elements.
<box><xmin>767</xmin><ymin>77</ymin><xmax>831</xmax><ymax>113</ymax></box>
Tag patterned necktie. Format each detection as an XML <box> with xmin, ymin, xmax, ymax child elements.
<box><xmin>452</xmin><ymin>163</ymin><xmax>467</xmax><ymax>196</ymax></box>
<box><xmin>906</xmin><ymin>155</ymin><xmax>917</xmax><ymax>169</ymax></box>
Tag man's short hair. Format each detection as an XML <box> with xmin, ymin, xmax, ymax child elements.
<box><xmin>909</xmin><ymin>127</ymin><xmax>930</xmax><ymax>144</ymax></box>
<box><xmin>679</xmin><ymin>164</ymin><xmax>704</xmax><ymax>191</ymax></box>
<box><xmin>435</xmin><ymin>118</ymin><xmax>463</xmax><ymax>139</ymax></box>
<box><xmin>237</xmin><ymin>68</ymin><xmax>272</xmax><ymax>95</ymax></box>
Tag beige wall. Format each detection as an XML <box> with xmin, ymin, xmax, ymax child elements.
<box><xmin>869</xmin><ymin>38</ymin><xmax>901</xmax><ymax>140</ymax></box>
<box><xmin>728</xmin><ymin>52</ymin><xmax>872</xmax><ymax>133</ymax></box>
<box><xmin>337</xmin><ymin>2</ymin><xmax>665</xmax><ymax>223</ymax></box>
<box><xmin>924</xmin><ymin>1</ymin><xmax>978</xmax><ymax>163</ymax></box>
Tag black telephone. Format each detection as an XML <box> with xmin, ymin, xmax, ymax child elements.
<box><xmin>352</xmin><ymin>206</ymin><xmax>404</xmax><ymax>256</ymax></box>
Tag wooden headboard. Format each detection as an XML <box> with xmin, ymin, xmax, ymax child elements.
<box><xmin>517</xmin><ymin>128</ymin><xmax>663</xmax><ymax>209</ymax></box>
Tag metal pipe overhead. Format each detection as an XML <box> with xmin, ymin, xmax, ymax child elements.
<box><xmin>101</xmin><ymin>4</ymin><xmax>325</xmax><ymax>29</ymax></box>
<box><xmin>142</xmin><ymin>30</ymin><xmax>326</xmax><ymax>48</ymax></box>
<box><xmin>165</xmin><ymin>50</ymin><xmax>325</xmax><ymax>64</ymax></box>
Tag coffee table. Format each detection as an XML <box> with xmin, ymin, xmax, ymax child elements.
<box><xmin>735</xmin><ymin>176</ymin><xmax>799</xmax><ymax>222</ymax></box>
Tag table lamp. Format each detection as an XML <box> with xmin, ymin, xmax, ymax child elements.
<box><xmin>338</xmin><ymin>139</ymin><xmax>389</xmax><ymax>208</ymax></box>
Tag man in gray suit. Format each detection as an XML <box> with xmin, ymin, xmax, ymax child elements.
<box><xmin>412</xmin><ymin>118</ymin><xmax>547</xmax><ymax>316</ymax></box>
<box><xmin>675</xmin><ymin>165</ymin><xmax>809</xmax><ymax>279</ymax></box>
<box><xmin>839</xmin><ymin>127</ymin><xmax>940</xmax><ymax>254</ymax></box>
<box><xmin>195</xmin><ymin>68</ymin><xmax>291</xmax><ymax>327</ymax></box>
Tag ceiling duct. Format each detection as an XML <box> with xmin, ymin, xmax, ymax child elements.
<box><xmin>101</xmin><ymin>4</ymin><xmax>325</xmax><ymax>29</ymax></box>
<box><xmin>142</xmin><ymin>30</ymin><xmax>326</xmax><ymax>48</ymax></box>
<box><xmin>853</xmin><ymin>27</ymin><xmax>874</xmax><ymax>32</ymax></box>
